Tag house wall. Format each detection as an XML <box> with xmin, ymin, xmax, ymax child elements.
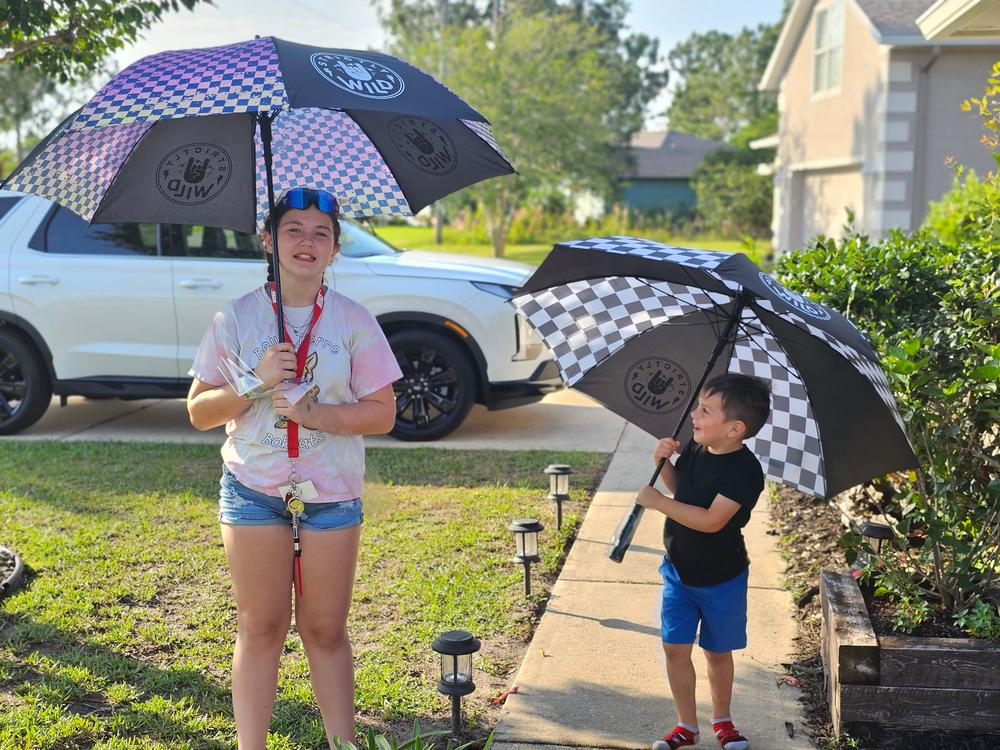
<box><xmin>916</xmin><ymin>48</ymin><xmax>999</xmax><ymax>223</ymax></box>
<box><xmin>773</xmin><ymin>0</ymin><xmax>886</xmax><ymax>252</ymax></box>
<box><xmin>620</xmin><ymin>179</ymin><xmax>695</xmax><ymax>214</ymax></box>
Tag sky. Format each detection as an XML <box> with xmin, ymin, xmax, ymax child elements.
<box><xmin>108</xmin><ymin>0</ymin><xmax>786</xmax><ymax>131</ymax></box>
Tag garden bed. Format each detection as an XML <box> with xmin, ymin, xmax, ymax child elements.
<box><xmin>821</xmin><ymin>569</ymin><xmax>1000</xmax><ymax>736</ymax></box>
<box><xmin>771</xmin><ymin>485</ymin><xmax>1000</xmax><ymax>750</ymax></box>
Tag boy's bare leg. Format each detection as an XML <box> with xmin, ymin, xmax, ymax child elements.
<box><xmin>663</xmin><ymin>642</ymin><xmax>698</xmax><ymax>726</ymax></box>
<box><xmin>703</xmin><ymin>649</ymin><xmax>734</xmax><ymax>719</ymax></box>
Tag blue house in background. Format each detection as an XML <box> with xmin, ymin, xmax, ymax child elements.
<box><xmin>620</xmin><ymin>130</ymin><xmax>728</xmax><ymax>215</ymax></box>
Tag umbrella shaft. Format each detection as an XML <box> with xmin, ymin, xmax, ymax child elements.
<box><xmin>649</xmin><ymin>290</ymin><xmax>754</xmax><ymax>493</ymax></box>
<box><xmin>666</xmin><ymin>290</ymin><xmax>753</xmax><ymax>444</ymax></box>
<box><xmin>258</xmin><ymin>111</ymin><xmax>286</xmax><ymax>343</ymax></box>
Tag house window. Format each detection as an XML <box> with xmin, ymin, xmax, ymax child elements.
<box><xmin>813</xmin><ymin>1</ymin><xmax>844</xmax><ymax>95</ymax></box>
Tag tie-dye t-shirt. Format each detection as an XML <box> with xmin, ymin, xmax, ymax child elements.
<box><xmin>190</xmin><ymin>286</ymin><xmax>402</xmax><ymax>502</ymax></box>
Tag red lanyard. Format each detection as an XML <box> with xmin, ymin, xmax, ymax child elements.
<box><xmin>269</xmin><ymin>283</ymin><xmax>326</xmax><ymax>459</ymax></box>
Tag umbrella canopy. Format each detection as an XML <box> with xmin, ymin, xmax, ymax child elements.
<box><xmin>2</xmin><ymin>37</ymin><xmax>513</xmax><ymax>233</ymax></box>
<box><xmin>512</xmin><ymin>236</ymin><xmax>918</xmax><ymax>500</ymax></box>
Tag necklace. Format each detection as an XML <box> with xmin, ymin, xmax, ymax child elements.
<box><xmin>283</xmin><ymin>306</ymin><xmax>314</xmax><ymax>348</ymax></box>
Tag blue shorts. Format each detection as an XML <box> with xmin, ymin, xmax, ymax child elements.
<box><xmin>219</xmin><ymin>468</ymin><xmax>363</xmax><ymax>531</ymax></box>
<box><xmin>659</xmin><ymin>557</ymin><xmax>748</xmax><ymax>652</ymax></box>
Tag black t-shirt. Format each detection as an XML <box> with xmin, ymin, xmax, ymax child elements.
<box><xmin>663</xmin><ymin>441</ymin><xmax>765</xmax><ymax>587</ymax></box>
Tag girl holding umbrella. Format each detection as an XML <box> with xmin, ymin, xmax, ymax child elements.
<box><xmin>187</xmin><ymin>187</ymin><xmax>402</xmax><ymax>748</ymax></box>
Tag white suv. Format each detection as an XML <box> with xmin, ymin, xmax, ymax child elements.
<box><xmin>0</xmin><ymin>191</ymin><xmax>560</xmax><ymax>440</ymax></box>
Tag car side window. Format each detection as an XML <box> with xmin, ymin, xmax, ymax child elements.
<box><xmin>0</xmin><ymin>197</ymin><xmax>21</xmax><ymax>222</ymax></box>
<box><xmin>162</xmin><ymin>223</ymin><xmax>264</xmax><ymax>260</ymax></box>
<box><xmin>40</xmin><ymin>207</ymin><xmax>158</xmax><ymax>255</ymax></box>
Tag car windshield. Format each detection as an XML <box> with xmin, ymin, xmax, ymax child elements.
<box><xmin>339</xmin><ymin>220</ymin><xmax>399</xmax><ymax>258</ymax></box>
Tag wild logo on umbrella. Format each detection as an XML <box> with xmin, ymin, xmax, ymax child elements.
<box><xmin>156</xmin><ymin>144</ymin><xmax>231</xmax><ymax>206</ymax></box>
<box><xmin>759</xmin><ymin>272</ymin><xmax>830</xmax><ymax>320</ymax></box>
<box><xmin>389</xmin><ymin>117</ymin><xmax>458</xmax><ymax>175</ymax></box>
<box><xmin>310</xmin><ymin>53</ymin><xmax>405</xmax><ymax>99</ymax></box>
<box><xmin>625</xmin><ymin>357</ymin><xmax>690</xmax><ymax>414</ymax></box>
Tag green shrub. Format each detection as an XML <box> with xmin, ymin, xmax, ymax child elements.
<box><xmin>776</xmin><ymin>62</ymin><xmax>1000</xmax><ymax>634</ymax></box>
<box><xmin>923</xmin><ymin>167</ymin><xmax>1000</xmax><ymax>248</ymax></box>
<box><xmin>690</xmin><ymin>149</ymin><xmax>772</xmax><ymax>238</ymax></box>
<box><xmin>448</xmin><ymin>202</ymin><xmax>695</xmax><ymax>246</ymax></box>
<box><xmin>776</xmin><ymin>228</ymin><xmax>999</xmax><ymax>630</ymax></box>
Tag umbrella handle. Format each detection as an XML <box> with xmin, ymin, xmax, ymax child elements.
<box><xmin>607</xmin><ymin>458</ymin><xmax>666</xmax><ymax>563</ymax></box>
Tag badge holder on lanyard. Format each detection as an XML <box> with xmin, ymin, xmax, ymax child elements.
<box><xmin>270</xmin><ymin>283</ymin><xmax>325</xmax><ymax>598</ymax></box>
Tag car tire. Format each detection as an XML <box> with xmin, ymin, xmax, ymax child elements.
<box><xmin>0</xmin><ymin>328</ymin><xmax>52</xmax><ymax>436</ymax></box>
<box><xmin>389</xmin><ymin>329</ymin><xmax>476</xmax><ymax>441</ymax></box>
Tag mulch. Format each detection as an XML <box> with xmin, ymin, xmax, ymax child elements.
<box><xmin>769</xmin><ymin>486</ymin><xmax>999</xmax><ymax>750</ymax></box>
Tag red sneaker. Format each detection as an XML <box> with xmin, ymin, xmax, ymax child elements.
<box><xmin>651</xmin><ymin>724</ymin><xmax>699</xmax><ymax>749</ymax></box>
<box><xmin>712</xmin><ymin>719</ymin><xmax>748</xmax><ymax>750</ymax></box>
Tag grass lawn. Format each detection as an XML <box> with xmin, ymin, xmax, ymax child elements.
<box><xmin>0</xmin><ymin>443</ymin><xmax>608</xmax><ymax>749</ymax></box>
<box><xmin>374</xmin><ymin>225</ymin><xmax>771</xmax><ymax>268</ymax></box>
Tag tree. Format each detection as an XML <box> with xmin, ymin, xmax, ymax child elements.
<box><xmin>0</xmin><ymin>0</ymin><xmax>206</xmax><ymax>83</ymax></box>
<box><xmin>0</xmin><ymin>64</ymin><xmax>58</xmax><ymax>161</ymax></box>
<box><xmin>379</xmin><ymin>0</ymin><xmax>668</xmax><ymax>256</ymax></box>
<box><xmin>0</xmin><ymin>59</ymin><xmax>114</xmax><ymax>170</ymax></box>
<box><xmin>664</xmin><ymin>22</ymin><xmax>781</xmax><ymax>144</ymax></box>
<box><xmin>0</xmin><ymin>147</ymin><xmax>16</xmax><ymax>179</ymax></box>
<box><xmin>381</xmin><ymin>0</ymin><xmax>668</xmax><ymax>175</ymax></box>
<box><xmin>690</xmin><ymin>149</ymin><xmax>772</xmax><ymax>238</ymax></box>
<box><xmin>395</xmin><ymin>12</ymin><xmax>621</xmax><ymax>256</ymax></box>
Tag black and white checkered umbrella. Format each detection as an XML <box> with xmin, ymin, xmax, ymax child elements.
<box><xmin>512</xmin><ymin>237</ymin><xmax>918</xmax><ymax>502</ymax></box>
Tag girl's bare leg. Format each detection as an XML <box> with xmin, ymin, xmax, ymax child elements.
<box><xmin>222</xmin><ymin>524</ymin><xmax>294</xmax><ymax>750</ymax></box>
<box><xmin>295</xmin><ymin>525</ymin><xmax>362</xmax><ymax>747</ymax></box>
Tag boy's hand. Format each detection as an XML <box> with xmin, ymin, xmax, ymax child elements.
<box><xmin>653</xmin><ymin>437</ymin><xmax>681</xmax><ymax>464</ymax></box>
<box><xmin>636</xmin><ymin>485</ymin><xmax>666</xmax><ymax>513</ymax></box>
<box><xmin>255</xmin><ymin>343</ymin><xmax>297</xmax><ymax>388</ymax></box>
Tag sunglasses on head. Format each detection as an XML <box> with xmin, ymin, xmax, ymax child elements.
<box><xmin>280</xmin><ymin>188</ymin><xmax>339</xmax><ymax>217</ymax></box>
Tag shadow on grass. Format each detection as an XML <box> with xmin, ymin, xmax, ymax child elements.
<box><xmin>1</xmin><ymin>603</ymin><xmax>498</xmax><ymax>749</ymax></box>
<box><xmin>1</xmin><ymin>607</ymin><xmax>235</xmax><ymax>748</ymax></box>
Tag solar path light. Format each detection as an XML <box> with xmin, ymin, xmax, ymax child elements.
<box><xmin>432</xmin><ymin>629</ymin><xmax>481</xmax><ymax>734</ymax></box>
<box><xmin>857</xmin><ymin>520</ymin><xmax>893</xmax><ymax>594</ymax></box>
<box><xmin>544</xmin><ymin>464</ymin><xmax>573</xmax><ymax>530</ymax></box>
<box><xmin>509</xmin><ymin>518</ymin><xmax>543</xmax><ymax>596</ymax></box>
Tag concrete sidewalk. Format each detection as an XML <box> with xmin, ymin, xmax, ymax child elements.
<box><xmin>490</xmin><ymin>423</ymin><xmax>811</xmax><ymax>750</ymax></box>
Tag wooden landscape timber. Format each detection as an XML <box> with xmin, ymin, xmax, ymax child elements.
<box><xmin>820</xmin><ymin>569</ymin><xmax>1000</xmax><ymax>735</ymax></box>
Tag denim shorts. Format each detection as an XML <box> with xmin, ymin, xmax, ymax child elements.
<box><xmin>219</xmin><ymin>467</ymin><xmax>363</xmax><ymax>531</ymax></box>
<box><xmin>659</xmin><ymin>557</ymin><xmax>748</xmax><ymax>652</ymax></box>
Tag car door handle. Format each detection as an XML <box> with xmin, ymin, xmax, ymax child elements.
<box><xmin>18</xmin><ymin>274</ymin><xmax>60</xmax><ymax>285</ymax></box>
<box><xmin>179</xmin><ymin>278</ymin><xmax>223</xmax><ymax>289</ymax></box>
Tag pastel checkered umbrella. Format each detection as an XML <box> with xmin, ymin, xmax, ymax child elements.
<box><xmin>511</xmin><ymin>237</ymin><xmax>917</xmax><ymax>560</ymax></box>
<box><xmin>2</xmin><ymin>37</ymin><xmax>513</xmax><ymax>330</ymax></box>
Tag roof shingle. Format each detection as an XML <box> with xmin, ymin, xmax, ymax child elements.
<box><xmin>854</xmin><ymin>0</ymin><xmax>938</xmax><ymax>39</ymax></box>
<box><xmin>626</xmin><ymin>130</ymin><xmax>728</xmax><ymax>179</ymax></box>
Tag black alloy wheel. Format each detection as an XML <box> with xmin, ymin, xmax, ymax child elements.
<box><xmin>389</xmin><ymin>329</ymin><xmax>476</xmax><ymax>441</ymax></box>
<box><xmin>0</xmin><ymin>329</ymin><xmax>52</xmax><ymax>435</ymax></box>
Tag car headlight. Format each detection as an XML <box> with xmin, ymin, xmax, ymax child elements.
<box><xmin>513</xmin><ymin>313</ymin><xmax>545</xmax><ymax>361</ymax></box>
<box><xmin>471</xmin><ymin>281</ymin><xmax>517</xmax><ymax>299</ymax></box>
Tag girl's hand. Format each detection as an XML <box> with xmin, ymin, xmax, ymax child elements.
<box><xmin>653</xmin><ymin>437</ymin><xmax>681</xmax><ymax>464</ymax></box>
<box><xmin>255</xmin><ymin>343</ymin><xmax>297</xmax><ymax>388</ymax></box>
<box><xmin>272</xmin><ymin>382</ymin><xmax>319</xmax><ymax>429</ymax></box>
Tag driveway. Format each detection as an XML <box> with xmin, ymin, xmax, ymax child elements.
<box><xmin>9</xmin><ymin>390</ymin><xmax>627</xmax><ymax>452</ymax></box>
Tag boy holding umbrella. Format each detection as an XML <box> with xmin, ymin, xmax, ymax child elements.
<box><xmin>637</xmin><ymin>374</ymin><xmax>771</xmax><ymax>750</ymax></box>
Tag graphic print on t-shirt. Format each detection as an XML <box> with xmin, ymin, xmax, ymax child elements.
<box><xmin>274</xmin><ymin>351</ymin><xmax>321</xmax><ymax>430</ymax></box>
